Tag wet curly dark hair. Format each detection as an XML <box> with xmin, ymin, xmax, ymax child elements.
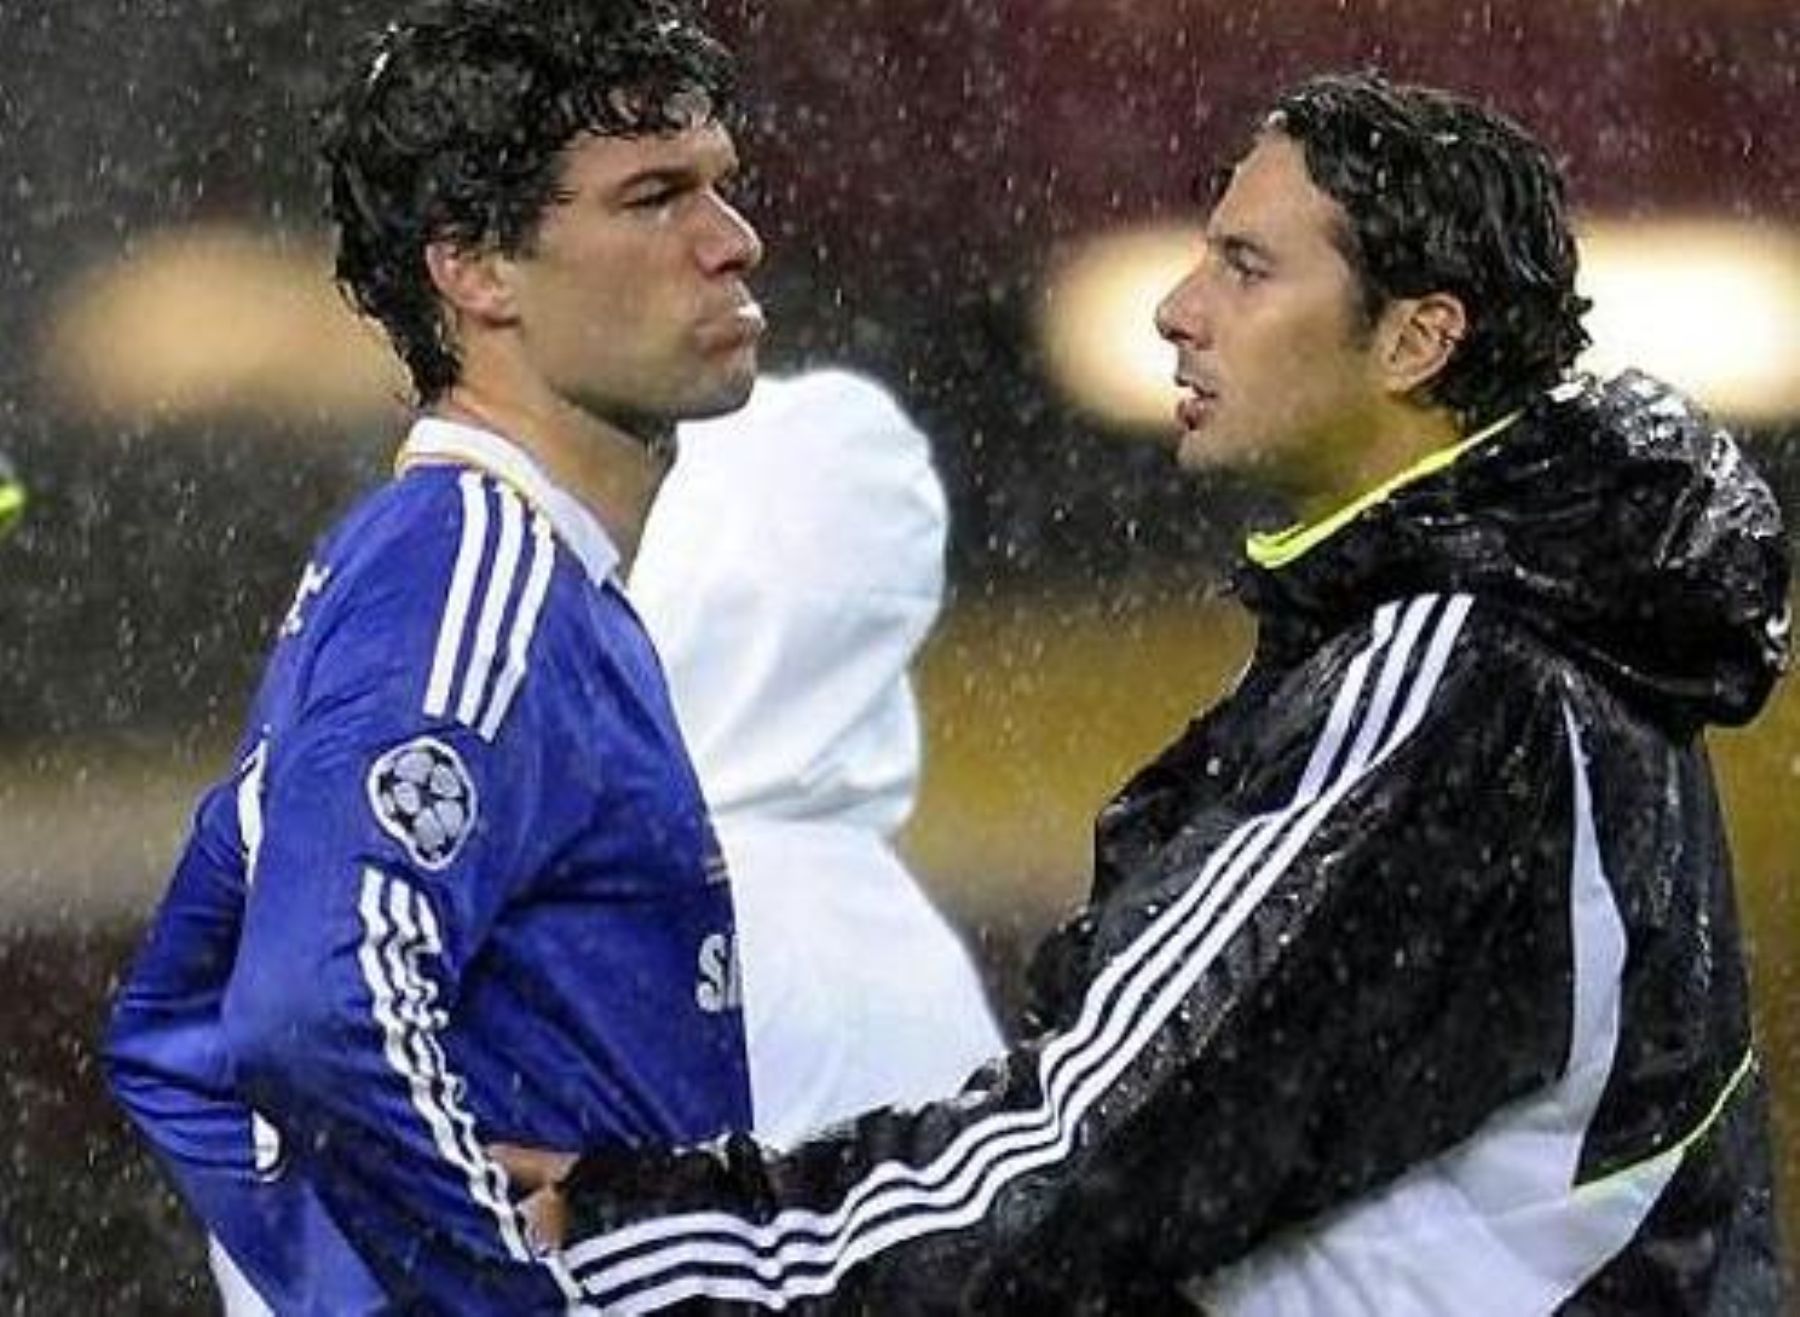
<box><xmin>1258</xmin><ymin>72</ymin><xmax>1591</xmax><ymax>427</ymax></box>
<box><xmin>319</xmin><ymin>0</ymin><xmax>735</xmax><ymax>403</ymax></box>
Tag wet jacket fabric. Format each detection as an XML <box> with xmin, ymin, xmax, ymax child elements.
<box><xmin>631</xmin><ymin>370</ymin><xmax>1003</xmax><ymax>1150</ymax></box>
<box><xmin>557</xmin><ymin>371</ymin><xmax>1789</xmax><ymax>1315</ymax></box>
<box><xmin>104</xmin><ymin>419</ymin><xmax>751</xmax><ymax>1315</ymax></box>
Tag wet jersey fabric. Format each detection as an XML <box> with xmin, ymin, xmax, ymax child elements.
<box><xmin>105</xmin><ymin>418</ymin><xmax>751</xmax><ymax>1314</ymax></box>
<box><xmin>632</xmin><ymin>371</ymin><xmax>1003</xmax><ymax>1149</ymax></box>
<box><xmin>556</xmin><ymin>371</ymin><xmax>1788</xmax><ymax>1314</ymax></box>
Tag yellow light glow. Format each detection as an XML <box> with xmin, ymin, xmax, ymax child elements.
<box><xmin>1043</xmin><ymin>218</ymin><xmax>1800</xmax><ymax>432</ymax></box>
<box><xmin>42</xmin><ymin>225</ymin><xmax>407</xmax><ymax>426</ymax></box>
<box><xmin>1038</xmin><ymin>226</ymin><xmax>1198</xmax><ymax>432</ymax></box>
<box><xmin>1578</xmin><ymin>220</ymin><xmax>1800</xmax><ymax>422</ymax></box>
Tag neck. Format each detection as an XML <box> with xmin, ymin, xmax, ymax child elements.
<box><xmin>1292</xmin><ymin>403</ymin><xmax>1463</xmax><ymax>524</ymax></box>
<box><xmin>436</xmin><ymin>382</ymin><xmax>672</xmax><ymax>570</ymax></box>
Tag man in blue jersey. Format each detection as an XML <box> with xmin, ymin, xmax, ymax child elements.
<box><xmin>103</xmin><ymin>1</ymin><xmax>764</xmax><ymax>1311</ymax></box>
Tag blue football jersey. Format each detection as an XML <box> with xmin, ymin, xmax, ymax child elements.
<box><xmin>106</xmin><ymin>419</ymin><xmax>750</xmax><ymax>1314</ymax></box>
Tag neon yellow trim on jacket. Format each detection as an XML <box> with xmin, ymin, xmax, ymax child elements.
<box><xmin>1573</xmin><ymin>1046</ymin><xmax>1758</xmax><ymax>1199</ymax></box>
<box><xmin>1245</xmin><ymin>410</ymin><xmax>1521</xmax><ymax>570</ymax></box>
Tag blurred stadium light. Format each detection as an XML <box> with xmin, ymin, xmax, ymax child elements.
<box><xmin>1040</xmin><ymin>219</ymin><xmax>1800</xmax><ymax>430</ymax></box>
<box><xmin>1037</xmin><ymin>225</ymin><xmax>1195</xmax><ymax>433</ymax></box>
<box><xmin>48</xmin><ymin>215</ymin><xmax>1800</xmax><ymax>432</ymax></box>
<box><xmin>1577</xmin><ymin>220</ymin><xmax>1800</xmax><ymax>424</ymax></box>
<box><xmin>0</xmin><ymin>450</ymin><xmax>25</xmax><ymax>540</ymax></box>
<box><xmin>42</xmin><ymin>224</ymin><xmax>405</xmax><ymax>426</ymax></box>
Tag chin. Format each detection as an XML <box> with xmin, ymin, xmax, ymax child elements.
<box><xmin>1174</xmin><ymin>427</ymin><xmax>1228</xmax><ymax>473</ymax></box>
<box><xmin>1177</xmin><ymin>423</ymin><xmax>1276</xmax><ymax>481</ymax></box>
<box><xmin>684</xmin><ymin>361</ymin><xmax>759</xmax><ymax>420</ymax></box>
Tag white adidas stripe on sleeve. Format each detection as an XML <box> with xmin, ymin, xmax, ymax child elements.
<box><xmin>480</xmin><ymin>511</ymin><xmax>556</xmax><ymax>741</ymax></box>
<box><xmin>421</xmin><ymin>474</ymin><xmax>557</xmax><ymax>742</ymax></box>
<box><xmin>569</xmin><ymin>594</ymin><xmax>1474</xmax><ymax>1311</ymax></box>
<box><xmin>355</xmin><ymin>867</ymin><xmax>583</xmax><ymax>1300</ymax></box>
<box><xmin>425</xmin><ymin>473</ymin><xmax>492</xmax><ymax>721</ymax></box>
<box><xmin>457</xmin><ymin>485</ymin><xmax>527</xmax><ymax>729</ymax></box>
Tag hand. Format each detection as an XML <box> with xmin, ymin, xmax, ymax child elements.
<box><xmin>490</xmin><ymin>1143</ymin><xmax>579</xmax><ymax>1251</ymax></box>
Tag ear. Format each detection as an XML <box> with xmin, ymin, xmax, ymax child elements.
<box><xmin>1377</xmin><ymin>292</ymin><xmax>1467</xmax><ymax>397</ymax></box>
<box><xmin>424</xmin><ymin>239</ymin><xmax>520</xmax><ymax>327</ymax></box>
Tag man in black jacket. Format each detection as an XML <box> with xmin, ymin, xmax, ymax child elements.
<box><xmin>511</xmin><ymin>72</ymin><xmax>1789</xmax><ymax>1313</ymax></box>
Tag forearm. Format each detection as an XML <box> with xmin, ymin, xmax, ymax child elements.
<box><xmin>555</xmin><ymin>605</ymin><xmax>1585</xmax><ymax>1311</ymax></box>
<box><xmin>224</xmin><ymin>865</ymin><xmax>576</xmax><ymax>1312</ymax></box>
<box><xmin>106</xmin><ymin>806</ymin><xmax>262</xmax><ymax>1179</ymax></box>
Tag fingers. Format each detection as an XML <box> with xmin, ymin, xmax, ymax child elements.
<box><xmin>489</xmin><ymin>1142</ymin><xmax>579</xmax><ymax>1192</ymax></box>
<box><xmin>522</xmin><ymin>1185</ymin><xmax>571</xmax><ymax>1252</ymax></box>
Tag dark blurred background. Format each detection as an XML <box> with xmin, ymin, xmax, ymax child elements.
<box><xmin>1</xmin><ymin>0</ymin><xmax>1797</xmax><ymax>1310</ymax></box>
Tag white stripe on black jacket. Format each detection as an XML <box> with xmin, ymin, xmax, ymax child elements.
<box><xmin>556</xmin><ymin>371</ymin><xmax>1787</xmax><ymax>1315</ymax></box>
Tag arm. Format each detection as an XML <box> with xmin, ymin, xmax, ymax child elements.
<box><xmin>104</xmin><ymin>775</ymin><xmax>291</xmax><ymax>1246</ymax></box>
<box><xmin>107</xmin><ymin>777</ymin><xmax>263</xmax><ymax>1181</ymax></box>
<box><xmin>107</xmin><ymin>757</ymin><xmax>392</xmax><ymax>1311</ymax></box>
<box><xmin>558</xmin><ymin>597</ymin><xmax>1583</xmax><ymax>1312</ymax></box>
<box><xmin>219</xmin><ymin>509</ymin><xmax>581</xmax><ymax>1313</ymax></box>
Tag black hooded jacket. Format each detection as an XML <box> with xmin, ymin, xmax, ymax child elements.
<box><xmin>557</xmin><ymin>372</ymin><xmax>1788</xmax><ymax>1315</ymax></box>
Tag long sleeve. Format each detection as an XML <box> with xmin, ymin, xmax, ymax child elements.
<box><xmin>106</xmin><ymin>744</ymin><xmax>402</xmax><ymax>1315</ymax></box>
<box><xmin>557</xmin><ymin>594</ymin><xmax>1588</xmax><ymax>1312</ymax></box>
<box><xmin>214</xmin><ymin>547</ymin><xmax>588</xmax><ymax>1313</ymax></box>
<box><xmin>107</xmin><ymin>777</ymin><xmax>262</xmax><ymax>1182</ymax></box>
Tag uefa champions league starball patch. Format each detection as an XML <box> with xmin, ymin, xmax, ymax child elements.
<box><xmin>367</xmin><ymin>736</ymin><xmax>478</xmax><ymax>871</ymax></box>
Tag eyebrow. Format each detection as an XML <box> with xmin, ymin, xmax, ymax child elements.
<box><xmin>612</xmin><ymin>152</ymin><xmax>740</xmax><ymax>195</ymax></box>
<box><xmin>615</xmin><ymin>166</ymin><xmax>699</xmax><ymax>193</ymax></box>
<box><xmin>1209</xmin><ymin>231</ymin><xmax>1275</xmax><ymax>266</ymax></box>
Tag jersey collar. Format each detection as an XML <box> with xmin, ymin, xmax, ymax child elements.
<box><xmin>396</xmin><ymin>417</ymin><xmax>622</xmax><ymax>585</ymax></box>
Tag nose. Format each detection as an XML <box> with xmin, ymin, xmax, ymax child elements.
<box><xmin>1155</xmin><ymin>264</ymin><xmax>1211</xmax><ymax>349</ymax></box>
<box><xmin>696</xmin><ymin>193</ymin><xmax>764</xmax><ymax>277</ymax></box>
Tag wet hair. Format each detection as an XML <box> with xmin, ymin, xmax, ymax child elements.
<box><xmin>319</xmin><ymin>0</ymin><xmax>735</xmax><ymax>402</ymax></box>
<box><xmin>1257</xmin><ymin>71</ymin><xmax>1591</xmax><ymax>426</ymax></box>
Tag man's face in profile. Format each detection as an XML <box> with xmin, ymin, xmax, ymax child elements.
<box><xmin>1155</xmin><ymin>133</ymin><xmax>1392</xmax><ymax>512</ymax></box>
<box><xmin>496</xmin><ymin>115</ymin><xmax>765</xmax><ymax>431</ymax></box>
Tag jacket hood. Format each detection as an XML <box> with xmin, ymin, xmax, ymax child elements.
<box><xmin>629</xmin><ymin>370</ymin><xmax>945</xmax><ymax>832</ymax></box>
<box><xmin>1239</xmin><ymin>371</ymin><xmax>1790</xmax><ymax>728</ymax></box>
